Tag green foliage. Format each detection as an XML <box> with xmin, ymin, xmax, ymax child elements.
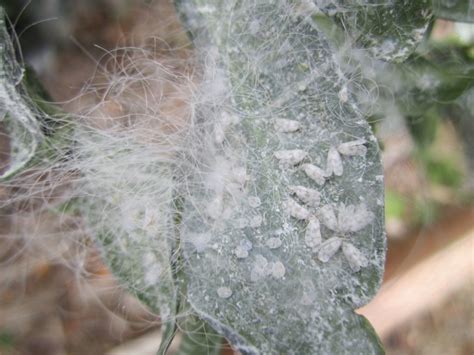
<box><xmin>425</xmin><ymin>154</ymin><xmax>463</xmax><ymax>187</ymax></box>
<box><xmin>385</xmin><ymin>190</ymin><xmax>407</xmax><ymax>220</ymax></box>
<box><xmin>0</xmin><ymin>331</ymin><xmax>15</xmax><ymax>349</ymax></box>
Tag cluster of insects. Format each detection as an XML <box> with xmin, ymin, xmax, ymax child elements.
<box><xmin>212</xmin><ymin>116</ymin><xmax>372</xmax><ymax>299</ymax></box>
<box><xmin>273</xmin><ymin>118</ymin><xmax>372</xmax><ymax>272</ymax></box>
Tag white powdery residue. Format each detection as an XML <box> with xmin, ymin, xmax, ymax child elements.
<box><xmin>296</xmin><ymin>0</ymin><xmax>318</xmax><ymax>15</ymax></box>
<box><xmin>337</xmin><ymin>139</ymin><xmax>367</xmax><ymax>156</ymax></box>
<box><xmin>217</xmin><ymin>286</ymin><xmax>233</xmax><ymax>299</ymax></box>
<box><xmin>232</xmin><ymin>166</ymin><xmax>248</xmax><ymax>185</ymax></box>
<box><xmin>289</xmin><ymin>185</ymin><xmax>321</xmax><ymax>207</ymax></box>
<box><xmin>250</xmin><ymin>215</ymin><xmax>263</xmax><ymax>228</ymax></box>
<box><xmin>235</xmin><ymin>239</ymin><xmax>253</xmax><ymax>258</ymax></box>
<box><xmin>274</xmin><ymin>149</ymin><xmax>307</xmax><ymax>166</ymax></box>
<box><xmin>317</xmin><ymin>237</ymin><xmax>342</xmax><ymax>263</ymax></box>
<box><xmin>248</xmin><ymin>196</ymin><xmax>261</xmax><ymax>208</ymax></box>
<box><xmin>187</xmin><ymin>233</ymin><xmax>211</xmax><ymax>253</ymax></box>
<box><xmin>301</xmin><ymin>279</ymin><xmax>316</xmax><ymax>306</ymax></box>
<box><xmin>214</xmin><ymin>111</ymin><xmax>240</xmax><ymax>144</ymax></box>
<box><xmin>285</xmin><ymin>198</ymin><xmax>310</xmax><ymax>220</ymax></box>
<box><xmin>206</xmin><ymin>194</ymin><xmax>223</xmax><ymax>220</ymax></box>
<box><xmin>270</xmin><ymin>261</ymin><xmax>286</xmax><ymax>279</ymax></box>
<box><xmin>338</xmin><ymin>85</ymin><xmax>349</xmax><ymax>103</ymax></box>
<box><xmin>337</xmin><ymin>203</ymin><xmax>374</xmax><ymax>233</ymax></box>
<box><xmin>305</xmin><ymin>218</ymin><xmax>322</xmax><ymax>251</ymax></box>
<box><xmin>234</xmin><ymin>217</ymin><xmax>248</xmax><ymax>229</ymax></box>
<box><xmin>266</xmin><ymin>237</ymin><xmax>283</xmax><ymax>249</ymax></box>
<box><xmin>342</xmin><ymin>242</ymin><xmax>369</xmax><ymax>272</ymax></box>
<box><xmin>250</xmin><ymin>254</ymin><xmax>270</xmax><ymax>282</ymax></box>
<box><xmin>302</xmin><ymin>164</ymin><xmax>326</xmax><ymax>185</ymax></box>
<box><xmin>317</xmin><ymin>204</ymin><xmax>338</xmax><ymax>231</ymax></box>
<box><xmin>274</xmin><ymin>118</ymin><xmax>301</xmax><ymax>133</ymax></box>
<box><xmin>143</xmin><ymin>252</ymin><xmax>161</xmax><ymax>286</ymax></box>
<box><xmin>325</xmin><ymin>146</ymin><xmax>343</xmax><ymax>177</ymax></box>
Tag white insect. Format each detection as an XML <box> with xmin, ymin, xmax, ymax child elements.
<box><xmin>270</xmin><ymin>261</ymin><xmax>286</xmax><ymax>279</ymax></box>
<box><xmin>302</xmin><ymin>164</ymin><xmax>326</xmax><ymax>185</ymax></box>
<box><xmin>235</xmin><ymin>239</ymin><xmax>253</xmax><ymax>259</ymax></box>
<box><xmin>274</xmin><ymin>118</ymin><xmax>301</xmax><ymax>133</ymax></box>
<box><xmin>337</xmin><ymin>139</ymin><xmax>367</xmax><ymax>156</ymax></box>
<box><xmin>288</xmin><ymin>185</ymin><xmax>321</xmax><ymax>207</ymax></box>
<box><xmin>316</xmin><ymin>203</ymin><xmax>374</xmax><ymax>270</ymax></box>
<box><xmin>266</xmin><ymin>237</ymin><xmax>283</xmax><ymax>249</ymax></box>
<box><xmin>274</xmin><ymin>149</ymin><xmax>307</xmax><ymax>166</ymax></box>
<box><xmin>285</xmin><ymin>198</ymin><xmax>310</xmax><ymax>220</ymax></box>
<box><xmin>318</xmin><ymin>203</ymin><xmax>374</xmax><ymax>234</ymax></box>
<box><xmin>317</xmin><ymin>237</ymin><xmax>342</xmax><ymax>263</ymax></box>
<box><xmin>305</xmin><ymin>217</ymin><xmax>322</xmax><ymax>251</ymax></box>
<box><xmin>325</xmin><ymin>146</ymin><xmax>343</xmax><ymax>177</ymax></box>
<box><xmin>217</xmin><ymin>286</ymin><xmax>233</xmax><ymax>299</ymax></box>
<box><xmin>342</xmin><ymin>242</ymin><xmax>369</xmax><ymax>272</ymax></box>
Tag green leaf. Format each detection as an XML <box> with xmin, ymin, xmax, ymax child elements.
<box><xmin>0</xmin><ymin>8</ymin><xmax>43</xmax><ymax>179</ymax></box>
<box><xmin>176</xmin><ymin>1</ymin><xmax>385</xmax><ymax>354</ymax></box>
<box><xmin>433</xmin><ymin>0</ymin><xmax>474</xmax><ymax>23</ymax></box>
<box><xmin>319</xmin><ymin>0</ymin><xmax>433</xmax><ymax>62</ymax></box>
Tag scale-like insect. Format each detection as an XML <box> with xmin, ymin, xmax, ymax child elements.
<box><xmin>274</xmin><ymin>149</ymin><xmax>308</xmax><ymax>166</ymax></box>
<box><xmin>266</xmin><ymin>237</ymin><xmax>283</xmax><ymax>249</ymax></box>
<box><xmin>274</xmin><ymin>118</ymin><xmax>301</xmax><ymax>133</ymax></box>
<box><xmin>289</xmin><ymin>185</ymin><xmax>321</xmax><ymax>207</ymax></box>
<box><xmin>305</xmin><ymin>217</ymin><xmax>322</xmax><ymax>251</ymax></box>
<box><xmin>325</xmin><ymin>146</ymin><xmax>343</xmax><ymax>177</ymax></box>
<box><xmin>301</xmin><ymin>164</ymin><xmax>326</xmax><ymax>185</ymax></box>
<box><xmin>316</xmin><ymin>203</ymin><xmax>374</xmax><ymax>271</ymax></box>
<box><xmin>285</xmin><ymin>198</ymin><xmax>311</xmax><ymax>220</ymax></box>
<box><xmin>217</xmin><ymin>286</ymin><xmax>233</xmax><ymax>299</ymax></box>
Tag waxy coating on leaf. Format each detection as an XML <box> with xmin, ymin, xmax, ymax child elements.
<box><xmin>176</xmin><ymin>0</ymin><xmax>386</xmax><ymax>354</ymax></box>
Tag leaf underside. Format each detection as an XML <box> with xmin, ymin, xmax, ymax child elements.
<box><xmin>176</xmin><ymin>1</ymin><xmax>386</xmax><ymax>354</ymax></box>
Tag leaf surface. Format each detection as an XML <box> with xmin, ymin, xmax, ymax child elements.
<box><xmin>176</xmin><ymin>1</ymin><xmax>386</xmax><ymax>353</ymax></box>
